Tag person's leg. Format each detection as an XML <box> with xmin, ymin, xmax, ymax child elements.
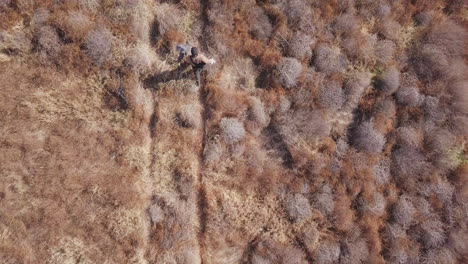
<box><xmin>193</xmin><ymin>67</ymin><xmax>201</xmax><ymax>86</ymax></box>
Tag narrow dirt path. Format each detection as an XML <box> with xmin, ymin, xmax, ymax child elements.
<box><xmin>196</xmin><ymin>0</ymin><xmax>211</xmax><ymax>262</ymax></box>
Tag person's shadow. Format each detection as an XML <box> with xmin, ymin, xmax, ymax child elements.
<box><xmin>143</xmin><ymin>63</ymin><xmax>192</xmax><ymax>90</ymax></box>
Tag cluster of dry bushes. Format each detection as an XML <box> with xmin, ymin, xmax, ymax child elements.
<box><xmin>0</xmin><ymin>0</ymin><xmax>467</xmax><ymax>263</ymax></box>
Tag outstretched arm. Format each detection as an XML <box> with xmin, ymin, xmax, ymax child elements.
<box><xmin>199</xmin><ymin>54</ymin><xmax>216</xmax><ymax>64</ymax></box>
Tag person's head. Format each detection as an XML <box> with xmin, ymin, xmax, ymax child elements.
<box><xmin>191</xmin><ymin>47</ymin><xmax>199</xmax><ymax>57</ymax></box>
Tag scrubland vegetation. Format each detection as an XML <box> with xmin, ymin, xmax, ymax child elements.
<box><xmin>0</xmin><ymin>0</ymin><xmax>467</xmax><ymax>263</ymax></box>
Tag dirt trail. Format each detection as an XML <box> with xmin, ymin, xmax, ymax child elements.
<box><xmin>196</xmin><ymin>0</ymin><xmax>211</xmax><ymax>262</ymax></box>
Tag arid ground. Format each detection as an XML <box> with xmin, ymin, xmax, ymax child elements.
<box><xmin>0</xmin><ymin>0</ymin><xmax>467</xmax><ymax>263</ymax></box>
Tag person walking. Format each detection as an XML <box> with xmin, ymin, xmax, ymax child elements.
<box><xmin>177</xmin><ymin>44</ymin><xmax>216</xmax><ymax>86</ymax></box>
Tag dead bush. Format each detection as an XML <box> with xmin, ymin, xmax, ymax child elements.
<box><xmin>78</xmin><ymin>0</ymin><xmax>100</xmax><ymax>12</ymax></box>
<box><xmin>276</xmin><ymin>57</ymin><xmax>302</xmax><ymax>89</ymax></box>
<box><xmin>385</xmin><ymin>239</ymin><xmax>420</xmax><ymax>264</ymax></box>
<box><xmin>344</xmin><ymin>71</ymin><xmax>371</xmax><ymax>109</ymax></box>
<box><xmin>373</xmin><ymin>158</ymin><xmax>391</xmax><ymax>185</ymax></box>
<box><xmin>358</xmin><ymin>192</ymin><xmax>386</xmax><ymax>215</ymax></box>
<box><xmin>313</xmin><ymin>185</ymin><xmax>335</xmax><ymax>215</ymax></box>
<box><xmin>126</xmin><ymin>42</ymin><xmax>155</xmax><ymax>73</ymax></box>
<box><xmin>0</xmin><ymin>31</ymin><xmax>31</xmax><ymax>53</ymax></box>
<box><xmin>377</xmin><ymin>67</ymin><xmax>400</xmax><ymax>95</ymax></box>
<box><xmin>284</xmin><ymin>193</ymin><xmax>312</xmax><ymax>222</ymax></box>
<box><xmin>450</xmin><ymin>80</ymin><xmax>468</xmax><ymax>114</ymax></box>
<box><xmin>248</xmin><ymin>7</ymin><xmax>273</xmax><ymax>41</ymax></box>
<box><xmin>425</xmin><ymin>19</ymin><xmax>467</xmax><ymax>57</ymax></box>
<box><xmin>287</xmin><ymin>32</ymin><xmax>314</xmax><ymax>60</ymax></box>
<box><xmin>423</xmin><ymin>96</ymin><xmax>447</xmax><ymax>123</ymax></box>
<box><xmin>252</xmin><ymin>239</ymin><xmax>307</xmax><ymax>264</ymax></box>
<box><xmin>0</xmin><ymin>0</ymin><xmax>11</xmax><ymax>7</ymax></box>
<box><xmin>154</xmin><ymin>3</ymin><xmax>182</xmax><ymax>36</ymax></box>
<box><xmin>378</xmin><ymin>20</ymin><xmax>401</xmax><ymax>41</ymax></box>
<box><xmin>314</xmin><ymin>44</ymin><xmax>349</xmax><ymax>74</ymax></box>
<box><xmin>375</xmin><ymin>39</ymin><xmax>396</xmax><ymax>65</ymax></box>
<box><xmin>396</xmin><ymin>126</ymin><xmax>422</xmax><ymax>148</ymax></box>
<box><xmin>220</xmin><ymin>117</ymin><xmax>246</xmax><ymax>144</ymax></box>
<box><xmin>448</xmin><ymin>228</ymin><xmax>468</xmax><ymax>256</ymax></box>
<box><xmin>333</xmin><ymin>13</ymin><xmax>360</xmax><ymax>35</ymax></box>
<box><xmin>317</xmin><ymin>80</ymin><xmax>344</xmax><ymax>110</ymax></box>
<box><xmin>246</xmin><ymin>97</ymin><xmax>268</xmax><ymax>133</ymax></box>
<box><xmin>422</xmin><ymin>247</ymin><xmax>456</xmax><ymax>264</ymax></box>
<box><xmin>38</xmin><ymin>26</ymin><xmax>61</xmax><ymax>58</ymax></box>
<box><xmin>376</xmin><ymin>3</ymin><xmax>391</xmax><ymax>18</ymax></box>
<box><xmin>277</xmin><ymin>109</ymin><xmax>331</xmax><ymax>143</ymax></box>
<box><xmin>31</xmin><ymin>8</ymin><xmax>50</xmax><ymax>29</ymax></box>
<box><xmin>396</xmin><ymin>86</ymin><xmax>424</xmax><ymax>107</ymax></box>
<box><xmin>392</xmin><ymin>146</ymin><xmax>429</xmax><ymax>178</ymax></box>
<box><xmin>342</xmin><ymin>33</ymin><xmax>377</xmax><ymax>62</ymax></box>
<box><xmin>415</xmin><ymin>11</ymin><xmax>433</xmax><ymax>27</ymax></box>
<box><xmin>204</xmin><ymin>139</ymin><xmax>223</xmax><ymax>164</ymax></box>
<box><xmin>384</xmin><ymin>223</ymin><xmax>406</xmax><ymax>241</ymax></box>
<box><xmin>64</xmin><ymin>11</ymin><xmax>93</xmax><ymax>40</ymax></box>
<box><xmin>417</xmin><ymin>217</ymin><xmax>446</xmax><ymax>248</ymax></box>
<box><xmin>351</xmin><ymin>121</ymin><xmax>386</xmax><ymax>153</ymax></box>
<box><xmin>313</xmin><ymin>241</ymin><xmax>341</xmax><ymax>264</ymax></box>
<box><xmin>281</xmin><ymin>0</ymin><xmax>314</xmax><ymax>32</ymax></box>
<box><xmin>340</xmin><ymin>239</ymin><xmax>369</xmax><ymax>264</ymax></box>
<box><xmin>300</xmin><ymin>224</ymin><xmax>320</xmax><ymax>253</ymax></box>
<box><xmin>85</xmin><ymin>28</ymin><xmax>113</xmax><ymax>65</ymax></box>
<box><xmin>148</xmin><ymin>203</ymin><xmax>164</xmax><ymax>225</ymax></box>
<box><xmin>412</xmin><ymin>44</ymin><xmax>449</xmax><ymax>81</ymax></box>
<box><xmin>177</xmin><ymin>104</ymin><xmax>201</xmax><ymax>129</ymax></box>
<box><xmin>393</xmin><ymin>195</ymin><xmax>415</xmax><ymax>227</ymax></box>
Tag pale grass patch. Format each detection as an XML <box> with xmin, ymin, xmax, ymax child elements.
<box><xmin>47</xmin><ymin>237</ymin><xmax>92</xmax><ymax>264</ymax></box>
<box><xmin>126</xmin><ymin>42</ymin><xmax>156</xmax><ymax>73</ymax></box>
<box><xmin>20</xmin><ymin>74</ymin><xmax>130</xmax><ymax>132</ymax></box>
<box><xmin>108</xmin><ymin>208</ymin><xmax>142</xmax><ymax>240</ymax></box>
<box><xmin>207</xmin><ymin>183</ymin><xmax>296</xmax><ymax>244</ymax></box>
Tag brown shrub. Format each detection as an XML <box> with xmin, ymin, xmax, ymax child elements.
<box><xmin>220</xmin><ymin>117</ymin><xmax>246</xmax><ymax>144</ymax></box>
<box><xmin>30</xmin><ymin>8</ymin><xmax>50</xmax><ymax>29</ymax></box>
<box><xmin>333</xmin><ymin>13</ymin><xmax>360</xmax><ymax>35</ymax></box>
<box><xmin>425</xmin><ymin>19</ymin><xmax>467</xmax><ymax>56</ymax></box>
<box><xmin>63</xmin><ymin>11</ymin><xmax>93</xmax><ymax>40</ymax></box>
<box><xmin>342</xmin><ymin>33</ymin><xmax>377</xmax><ymax>63</ymax></box>
<box><xmin>344</xmin><ymin>71</ymin><xmax>371</xmax><ymax>109</ymax></box>
<box><xmin>284</xmin><ymin>193</ymin><xmax>312</xmax><ymax>222</ymax></box>
<box><xmin>248</xmin><ymin>7</ymin><xmax>273</xmax><ymax>41</ymax></box>
<box><xmin>375</xmin><ymin>39</ymin><xmax>396</xmax><ymax>65</ymax></box>
<box><xmin>333</xmin><ymin>194</ymin><xmax>355</xmax><ymax>232</ymax></box>
<box><xmin>37</xmin><ymin>26</ymin><xmax>61</xmax><ymax>59</ymax></box>
<box><xmin>126</xmin><ymin>42</ymin><xmax>156</xmax><ymax>74</ymax></box>
<box><xmin>396</xmin><ymin>86</ymin><xmax>424</xmax><ymax>107</ymax></box>
<box><xmin>317</xmin><ymin>80</ymin><xmax>344</xmax><ymax>110</ymax></box>
<box><xmin>450</xmin><ymin>80</ymin><xmax>468</xmax><ymax>114</ymax></box>
<box><xmin>313</xmin><ymin>241</ymin><xmax>341</xmax><ymax>264</ymax></box>
<box><xmin>85</xmin><ymin>28</ymin><xmax>113</xmax><ymax>65</ymax></box>
<box><xmin>412</xmin><ymin>44</ymin><xmax>450</xmax><ymax>81</ymax></box>
<box><xmin>351</xmin><ymin>121</ymin><xmax>386</xmax><ymax>153</ymax></box>
<box><xmin>314</xmin><ymin>44</ymin><xmax>349</xmax><ymax>74</ymax></box>
<box><xmin>287</xmin><ymin>32</ymin><xmax>314</xmax><ymax>60</ymax></box>
<box><xmin>378</xmin><ymin>20</ymin><xmax>401</xmax><ymax>41</ymax></box>
<box><xmin>377</xmin><ymin>67</ymin><xmax>400</xmax><ymax>95</ymax></box>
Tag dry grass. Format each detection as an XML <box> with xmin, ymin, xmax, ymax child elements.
<box><xmin>0</xmin><ymin>1</ymin><xmax>466</xmax><ymax>263</ymax></box>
